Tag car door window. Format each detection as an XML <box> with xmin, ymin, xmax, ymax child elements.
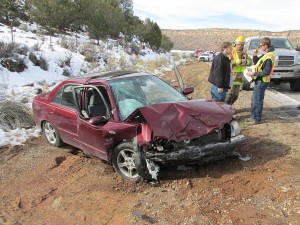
<box><xmin>52</xmin><ymin>85</ymin><xmax>77</xmax><ymax>110</ymax></box>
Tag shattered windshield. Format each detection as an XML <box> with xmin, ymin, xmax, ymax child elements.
<box><xmin>108</xmin><ymin>75</ymin><xmax>187</xmax><ymax>120</ymax></box>
<box><xmin>249</xmin><ymin>38</ymin><xmax>294</xmax><ymax>50</ymax></box>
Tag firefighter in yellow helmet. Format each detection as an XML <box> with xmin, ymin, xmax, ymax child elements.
<box><xmin>226</xmin><ymin>35</ymin><xmax>252</xmax><ymax>105</ymax></box>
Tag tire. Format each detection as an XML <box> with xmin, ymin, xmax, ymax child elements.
<box><xmin>112</xmin><ymin>142</ymin><xmax>142</xmax><ymax>182</ymax></box>
<box><xmin>43</xmin><ymin>121</ymin><xmax>63</xmax><ymax>147</ymax></box>
<box><xmin>289</xmin><ymin>79</ymin><xmax>300</xmax><ymax>92</ymax></box>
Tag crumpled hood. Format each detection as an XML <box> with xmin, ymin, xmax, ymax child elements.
<box><xmin>126</xmin><ymin>99</ymin><xmax>234</xmax><ymax>142</ymax></box>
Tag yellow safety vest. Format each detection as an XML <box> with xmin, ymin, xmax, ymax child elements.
<box><xmin>253</xmin><ymin>51</ymin><xmax>275</xmax><ymax>82</ymax></box>
<box><xmin>231</xmin><ymin>48</ymin><xmax>252</xmax><ymax>73</ymax></box>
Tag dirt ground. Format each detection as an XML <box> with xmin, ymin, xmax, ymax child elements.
<box><xmin>1</xmin><ymin>59</ymin><xmax>300</xmax><ymax>225</ymax></box>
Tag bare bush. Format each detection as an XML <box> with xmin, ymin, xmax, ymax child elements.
<box><xmin>105</xmin><ymin>56</ymin><xmax>118</xmax><ymax>71</ymax></box>
<box><xmin>0</xmin><ymin>42</ymin><xmax>28</xmax><ymax>58</ymax></box>
<box><xmin>59</xmin><ymin>37</ymin><xmax>76</xmax><ymax>52</ymax></box>
<box><xmin>32</xmin><ymin>42</ymin><xmax>42</xmax><ymax>51</ymax></box>
<box><xmin>79</xmin><ymin>42</ymin><xmax>106</xmax><ymax>63</ymax></box>
<box><xmin>0</xmin><ymin>101</ymin><xmax>35</xmax><ymax>131</ymax></box>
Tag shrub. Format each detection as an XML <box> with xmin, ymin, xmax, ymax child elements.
<box><xmin>32</xmin><ymin>43</ymin><xmax>42</xmax><ymax>51</ymax></box>
<box><xmin>0</xmin><ymin>57</ymin><xmax>27</xmax><ymax>72</ymax></box>
<box><xmin>60</xmin><ymin>37</ymin><xmax>76</xmax><ymax>52</ymax></box>
<box><xmin>106</xmin><ymin>56</ymin><xmax>119</xmax><ymax>71</ymax></box>
<box><xmin>130</xmin><ymin>43</ymin><xmax>140</xmax><ymax>55</ymax></box>
<box><xmin>56</xmin><ymin>52</ymin><xmax>72</xmax><ymax>68</ymax></box>
<box><xmin>0</xmin><ymin>101</ymin><xmax>35</xmax><ymax>131</ymax></box>
<box><xmin>119</xmin><ymin>54</ymin><xmax>130</xmax><ymax>70</ymax></box>
<box><xmin>15</xmin><ymin>44</ymin><xmax>29</xmax><ymax>55</ymax></box>
<box><xmin>39</xmin><ymin>56</ymin><xmax>48</xmax><ymax>71</ymax></box>
<box><xmin>29</xmin><ymin>52</ymin><xmax>39</xmax><ymax>66</ymax></box>
<box><xmin>62</xmin><ymin>67</ymin><xmax>72</xmax><ymax>77</ymax></box>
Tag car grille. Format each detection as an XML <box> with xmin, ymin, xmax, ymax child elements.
<box><xmin>194</xmin><ymin>130</ymin><xmax>224</xmax><ymax>146</ymax></box>
<box><xmin>277</xmin><ymin>56</ymin><xmax>294</xmax><ymax>66</ymax></box>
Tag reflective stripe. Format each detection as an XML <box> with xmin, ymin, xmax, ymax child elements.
<box><xmin>231</xmin><ymin>48</ymin><xmax>251</xmax><ymax>72</ymax></box>
<box><xmin>233</xmin><ymin>81</ymin><xmax>243</xmax><ymax>85</ymax></box>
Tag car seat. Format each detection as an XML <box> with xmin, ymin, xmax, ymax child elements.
<box><xmin>87</xmin><ymin>89</ymin><xmax>106</xmax><ymax>117</ymax></box>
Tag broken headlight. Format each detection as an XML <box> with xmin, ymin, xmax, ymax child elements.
<box><xmin>230</xmin><ymin>120</ymin><xmax>241</xmax><ymax>137</ymax></box>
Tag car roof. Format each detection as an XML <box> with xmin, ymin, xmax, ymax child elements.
<box><xmin>63</xmin><ymin>70</ymin><xmax>149</xmax><ymax>84</ymax></box>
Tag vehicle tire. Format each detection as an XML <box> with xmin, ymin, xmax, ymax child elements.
<box><xmin>112</xmin><ymin>142</ymin><xmax>142</xmax><ymax>182</ymax></box>
<box><xmin>289</xmin><ymin>79</ymin><xmax>300</xmax><ymax>92</ymax></box>
<box><xmin>43</xmin><ymin>121</ymin><xmax>63</xmax><ymax>147</ymax></box>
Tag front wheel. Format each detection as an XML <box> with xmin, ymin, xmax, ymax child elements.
<box><xmin>43</xmin><ymin>121</ymin><xmax>63</xmax><ymax>147</ymax></box>
<box><xmin>112</xmin><ymin>142</ymin><xmax>141</xmax><ymax>182</ymax></box>
<box><xmin>290</xmin><ymin>79</ymin><xmax>300</xmax><ymax>92</ymax></box>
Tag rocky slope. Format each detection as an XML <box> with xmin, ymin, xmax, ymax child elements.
<box><xmin>162</xmin><ymin>28</ymin><xmax>300</xmax><ymax>51</ymax></box>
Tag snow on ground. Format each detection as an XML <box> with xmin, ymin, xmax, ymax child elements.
<box><xmin>0</xmin><ymin>22</ymin><xmax>186</xmax><ymax>147</ymax></box>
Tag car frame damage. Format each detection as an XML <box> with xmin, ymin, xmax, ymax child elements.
<box><xmin>126</xmin><ymin>100</ymin><xmax>248</xmax><ymax>182</ymax></box>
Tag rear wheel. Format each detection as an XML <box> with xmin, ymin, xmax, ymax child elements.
<box><xmin>290</xmin><ymin>79</ymin><xmax>300</xmax><ymax>92</ymax></box>
<box><xmin>43</xmin><ymin>121</ymin><xmax>63</xmax><ymax>147</ymax></box>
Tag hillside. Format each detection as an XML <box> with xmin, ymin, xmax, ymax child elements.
<box><xmin>162</xmin><ymin>28</ymin><xmax>300</xmax><ymax>51</ymax></box>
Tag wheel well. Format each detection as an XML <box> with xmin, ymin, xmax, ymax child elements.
<box><xmin>40</xmin><ymin>120</ymin><xmax>46</xmax><ymax>131</ymax></box>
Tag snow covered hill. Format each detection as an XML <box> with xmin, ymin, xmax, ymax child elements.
<box><xmin>0</xmin><ymin>22</ymin><xmax>186</xmax><ymax>147</ymax></box>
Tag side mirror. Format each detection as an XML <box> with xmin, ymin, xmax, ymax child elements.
<box><xmin>183</xmin><ymin>86</ymin><xmax>194</xmax><ymax>95</ymax></box>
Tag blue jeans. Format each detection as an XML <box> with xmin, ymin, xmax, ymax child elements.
<box><xmin>251</xmin><ymin>81</ymin><xmax>269</xmax><ymax>122</ymax></box>
<box><xmin>211</xmin><ymin>85</ymin><xmax>227</xmax><ymax>102</ymax></box>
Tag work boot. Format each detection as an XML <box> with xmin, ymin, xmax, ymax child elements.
<box><xmin>245</xmin><ymin>117</ymin><xmax>261</xmax><ymax>124</ymax></box>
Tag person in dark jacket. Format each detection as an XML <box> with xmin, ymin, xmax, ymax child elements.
<box><xmin>208</xmin><ymin>42</ymin><xmax>233</xmax><ymax>102</ymax></box>
<box><xmin>246</xmin><ymin>37</ymin><xmax>275</xmax><ymax>123</ymax></box>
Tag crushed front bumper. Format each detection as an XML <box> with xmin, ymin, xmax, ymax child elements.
<box><xmin>145</xmin><ymin>134</ymin><xmax>247</xmax><ymax>164</ymax></box>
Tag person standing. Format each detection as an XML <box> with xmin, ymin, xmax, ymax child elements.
<box><xmin>226</xmin><ymin>36</ymin><xmax>252</xmax><ymax>105</ymax></box>
<box><xmin>246</xmin><ymin>37</ymin><xmax>275</xmax><ymax>123</ymax></box>
<box><xmin>208</xmin><ymin>42</ymin><xmax>233</xmax><ymax>102</ymax></box>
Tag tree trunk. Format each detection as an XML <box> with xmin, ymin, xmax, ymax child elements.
<box><xmin>10</xmin><ymin>21</ymin><xmax>14</xmax><ymax>43</ymax></box>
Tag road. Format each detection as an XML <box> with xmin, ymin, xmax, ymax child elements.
<box><xmin>204</xmin><ymin>60</ymin><xmax>300</xmax><ymax>118</ymax></box>
<box><xmin>205</xmin><ymin>61</ymin><xmax>300</xmax><ymax>103</ymax></box>
<box><xmin>270</xmin><ymin>83</ymin><xmax>300</xmax><ymax>103</ymax></box>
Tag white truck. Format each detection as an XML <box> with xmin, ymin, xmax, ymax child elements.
<box><xmin>244</xmin><ymin>37</ymin><xmax>300</xmax><ymax>91</ymax></box>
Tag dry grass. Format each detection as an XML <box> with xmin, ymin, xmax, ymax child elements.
<box><xmin>0</xmin><ymin>100</ymin><xmax>35</xmax><ymax>131</ymax></box>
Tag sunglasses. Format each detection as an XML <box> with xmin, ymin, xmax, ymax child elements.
<box><xmin>260</xmin><ymin>44</ymin><xmax>266</xmax><ymax>47</ymax></box>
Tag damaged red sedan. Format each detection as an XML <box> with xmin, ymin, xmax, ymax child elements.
<box><xmin>32</xmin><ymin>71</ymin><xmax>246</xmax><ymax>182</ymax></box>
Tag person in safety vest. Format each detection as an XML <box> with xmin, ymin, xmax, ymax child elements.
<box><xmin>246</xmin><ymin>37</ymin><xmax>275</xmax><ymax>123</ymax></box>
<box><xmin>208</xmin><ymin>42</ymin><xmax>233</xmax><ymax>102</ymax></box>
<box><xmin>226</xmin><ymin>35</ymin><xmax>252</xmax><ymax>105</ymax></box>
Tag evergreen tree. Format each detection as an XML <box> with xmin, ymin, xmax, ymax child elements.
<box><xmin>160</xmin><ymin>34</ymin><xmax>174</xmax><ymax>51</ymax></box>
<box><xmin>0</xmin><ymin>0</ymin><xmax>23</xmax><ymax>25</ymax></box>
<box><xmin>85</xmin><ymin>0</ymin><xmax>125</xmax><ymax>44</ymax></box>
<box><xmin>0</xmin><ymin>0</ymin><xmax>26</xmax><ymax>42</ymax></box>
<box><xmin>28</xmin><ymin>0</ymin><xmax>85</xmax><ymax>45</ymax></box>
<box><xmin>141</xmin><ymin>18</ymin><xmax>162</xmax><ymax>50</ymax></box>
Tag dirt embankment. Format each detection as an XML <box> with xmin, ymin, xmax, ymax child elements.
<box><xmin>1</xmin><ymin>59</ymin><xmax>300</xmax><ymax>225</ymax></box>
<box><xmin>162</xmin><ymin>28</ymin><xmax>300</xmax><ymax>51</ymax></box>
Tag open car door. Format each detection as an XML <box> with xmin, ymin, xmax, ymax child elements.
<box><xmin>173</xmin><ymin>66</ymin><xmax>194</xmax><ymax>96</ymax></box>
<box><xmin>72</xmin><ymin>85</ymin><xmax>111</xmax><ymax>160</ymax></box>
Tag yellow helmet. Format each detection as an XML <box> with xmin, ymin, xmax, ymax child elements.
<box><xmin>235</xmin><ymin>35</ymin><xmax>245</xmax><ymax>44</ymax></box>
